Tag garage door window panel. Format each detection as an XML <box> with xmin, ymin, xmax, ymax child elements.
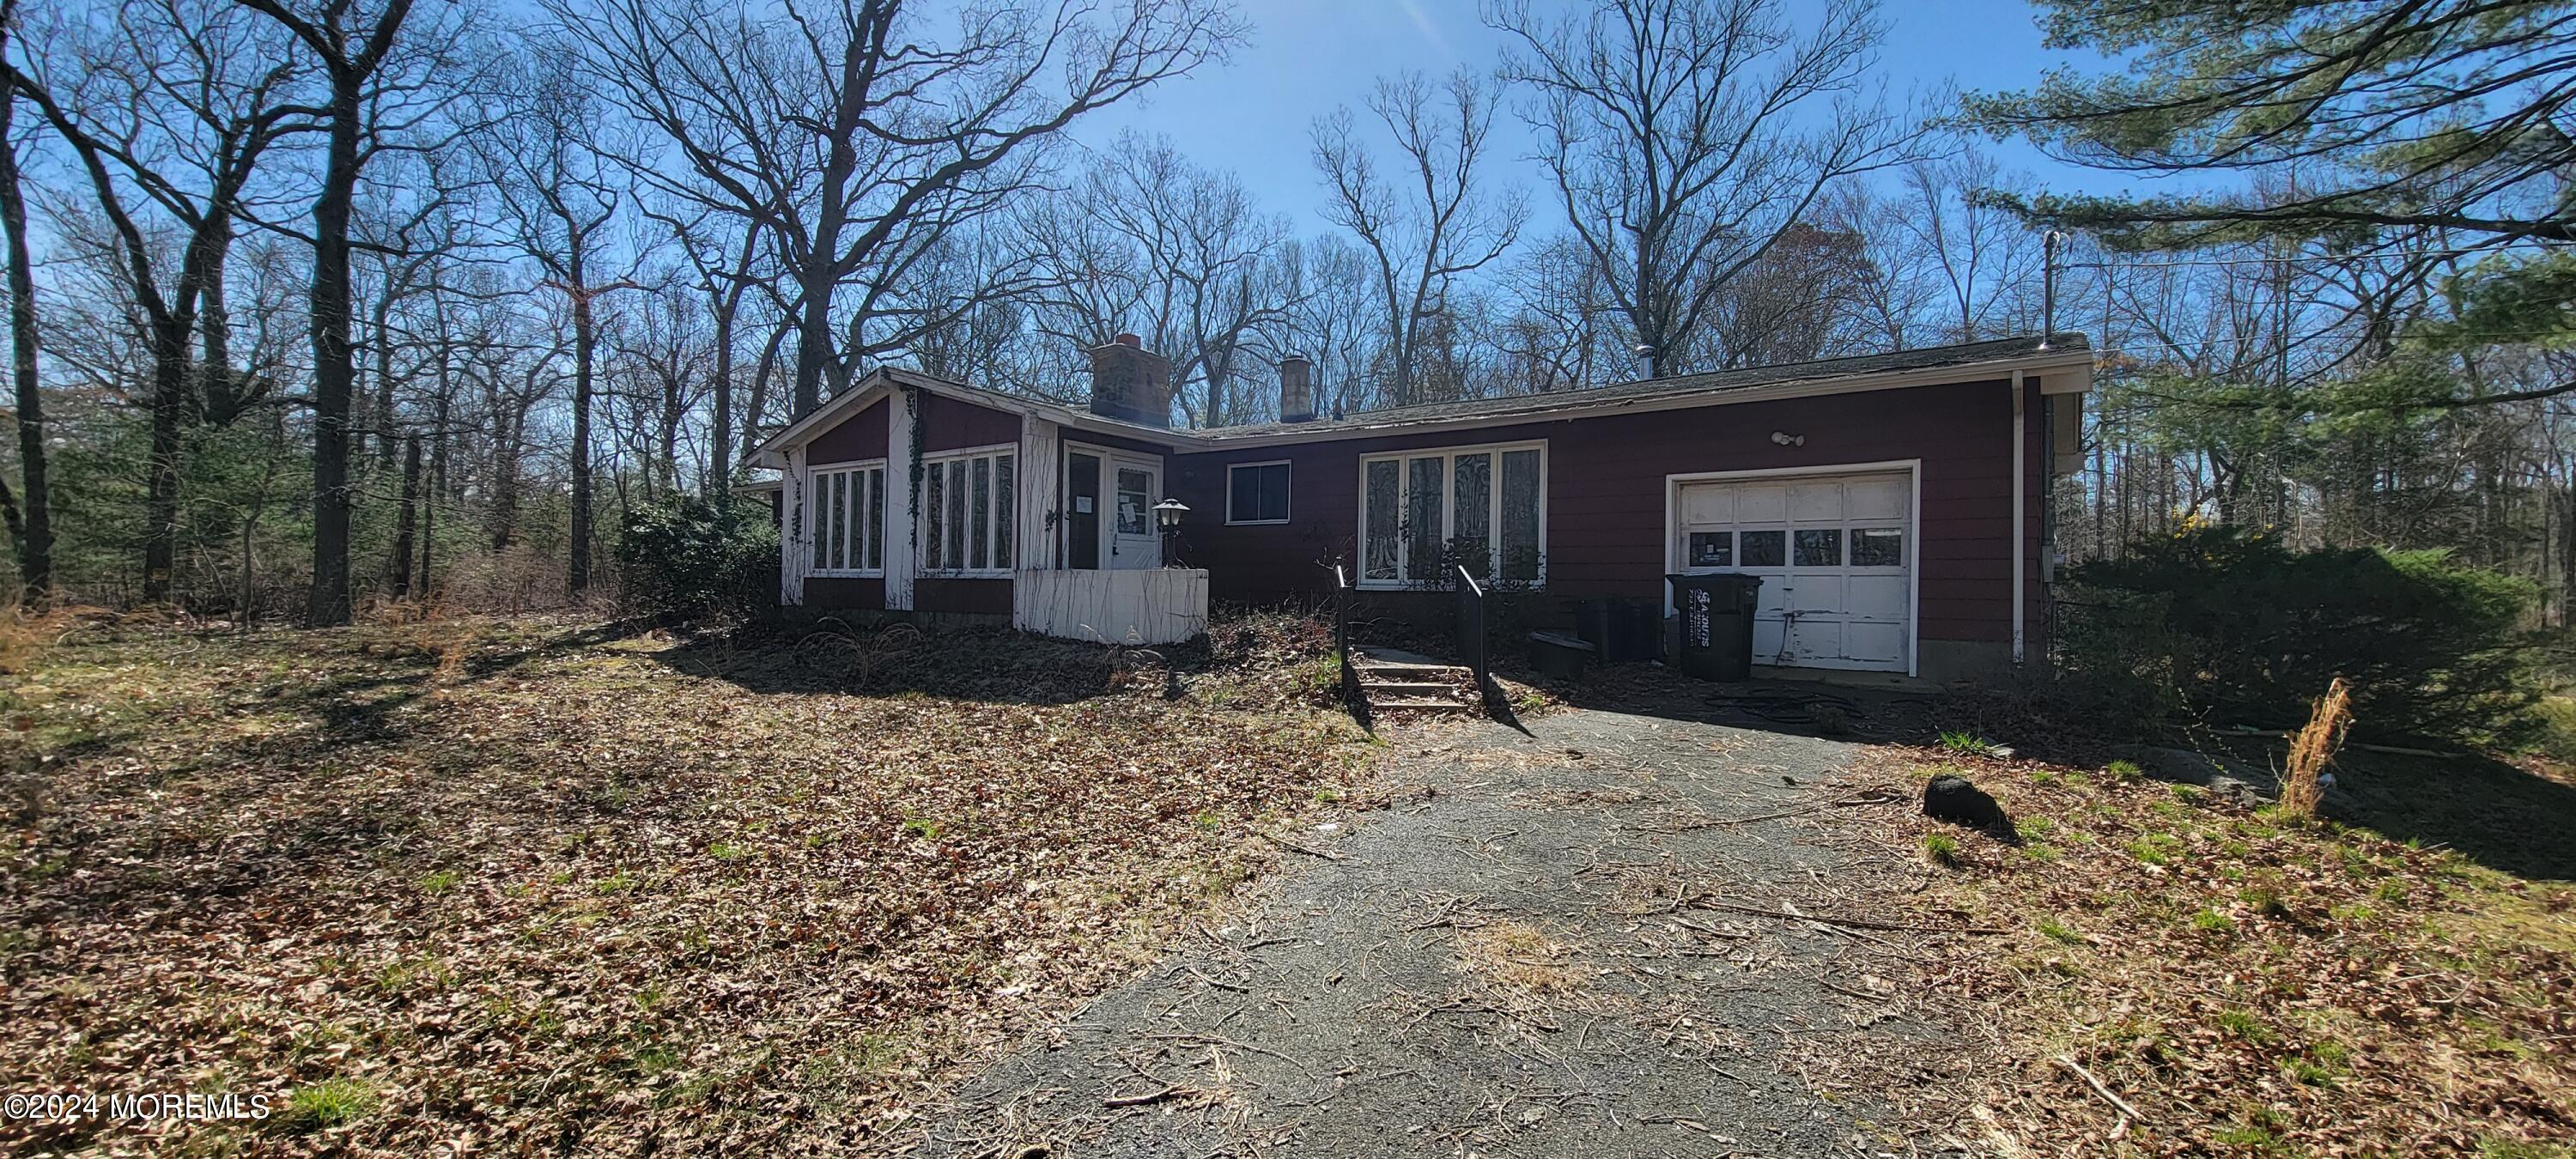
<box><xmin>1794</xmin><ymin>529</ymin><xmax>1842</xmax><ymax>567</ymax></box>
<box><xmin>1851</xmin><ymin>527</ymin><xmax>1903</xmax><ymax>567</ymax></box>
<box><xmin>1739</xmin><ymin>530</ymin><xmax>1786</xmax><ymax>567</ymax></box>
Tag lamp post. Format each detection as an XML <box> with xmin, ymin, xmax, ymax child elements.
<box><xmin>1152</xmin><ymin>498</ymin><xmax>1189</xmax><ymax>567</ymax></box>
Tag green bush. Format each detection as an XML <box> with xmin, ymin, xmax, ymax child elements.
<box><xmin>2056</xmin><ymin>526</ymin><xmax>2538</xmax><ymax>746</ymax></box>
<box><xmin>615</xmin><ymin>494</ymin><xmax>778</xmax><ymax>622</ymax></box>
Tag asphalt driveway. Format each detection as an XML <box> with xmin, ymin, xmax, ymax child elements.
<box><xmin>916</xmin><ymin>707</ymin><xmax>1964</xmax><ymax>1157</ymax></box>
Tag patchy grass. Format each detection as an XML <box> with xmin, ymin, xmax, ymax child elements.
<box><xmin>0</xmin><ymin>616</ymin><xmax>1366</xmax><ymax>1154</ymax></box>
<box><xmin>1456</xmin><ymin>917</ymin><xmax>1588</xmax><ymax>997</ymax></box>
<box><xmin>1936</xmin><ymin>729</ymin><xmax>2010</xmax><ymax>759</ymax></box>
<box><xmin>1868</xmin><ymin>747</ymin><xmax>2576</xmax><ymax>1154</ymax></box>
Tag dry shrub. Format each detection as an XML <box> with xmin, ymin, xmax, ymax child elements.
<box><xmin>364</xmin><ymin>596</ymin><xmax>487</xmax><ymax>677</ymax></box>
<box><xmin>2281</xmin><ymin>677</ymin><xmax>2352</xmax><ymax>818</ymax></box>
<box><xmin>0</xmin><ymin>601</ymin><xmax>97</xmax><ymax>675</ymax></box>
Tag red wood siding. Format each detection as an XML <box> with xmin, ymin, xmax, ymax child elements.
<box><xmin>1169</xmin><ymin>377</ymin><xmax>2049</xmax><ymax>649</ymax></box>
<box><xmin>919</xmin><ymin>392</ymin><xmax>1021</xmax><ymax>452</ymax></box>
<box><xmin>914</xmin><ymin>578</ymin><xmax>1012</xmax><ymax>615</ymax></box>
<box><xmin>805</xmin><ymin>576</ymin><xmax>884</xmax><ymax>610</ymax></box>
<box><xmin>809</xmin><ymin>398</ymin><xmax>887</xmax><ymax>464</ymax></box>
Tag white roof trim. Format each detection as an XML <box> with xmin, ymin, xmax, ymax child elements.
<box><xmin>750</xmin><ymin>367</ymin><xmax>1194</xmax><ymax>466</ymax></box>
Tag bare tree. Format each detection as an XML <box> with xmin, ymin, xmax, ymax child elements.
<box><xmin>232</xmin><ymin>0</ymin><xmax>462</xmax><ymax>625</ymax></box>
<box><xmin>8</xmin><ymin>0</ymin><xmax>303</xmax><ymax>602</ymax></box>
<box><xmin>644</xmin><ymin>209</ymin><xmax>766</xmax><ymax>491</ymax></box>
<box><xmin>0</xmin><ymin>0</ymin><xmax>46</xmax><ymax>599</ymax></box>
<box><xmin>1024</xmin><ymin>132</ymin><xmax>1289</xmax><ymax>425</ymax></box>
<box><xmin>480</xmin><ymin>42</ymin><xmax>624</xmax><ymax>598</ymax></box>
<box><xmin>1488</xmin><ymin>0</ymin><xmax>1918</xmax><ymax>377</ymax></box>
<box><xmin>1264</xmin><ymin>234</ymin><xmax>1380</xmax><ymax>418</ymax></box>
<box><xmin>556</xmin><ymin>0</ymin><xmax>1242</xmax><ymax>420</ymax></box>
<box><xmin>1492</xmin><ymin>233</ymin><xmax>1619</xmax><ymax>393</ymax></box>
<box><xmin>1312</xmin><ymin>69</ymin><xmax>1524</xmax><ymax>409</ymax></box>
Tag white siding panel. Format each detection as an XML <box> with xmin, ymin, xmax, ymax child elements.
<box><xmin>1012</xmin><ymin>567</ymin><xmax>1208</xmax><ymax>646</ymax></box>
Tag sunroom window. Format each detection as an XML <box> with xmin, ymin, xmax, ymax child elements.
<box><xmin>1358</xmin><ymin>442</ymin><xmax>1545</xmax><ymax>587</ymax></box>
<box><xmin>920</xmin><ymin>447</ymin><xmax>1014</xmax><ymax>575</ymax></box>
<box><xmin>809</xmin><ymin>462</ymin><xmax>885</xmax><ymax>574</ymax></box>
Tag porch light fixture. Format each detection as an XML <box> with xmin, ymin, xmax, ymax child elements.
<box><xmin>1152</xmin><ymin>497</ymin><xmax>1190</xmax><ymax>568</ymax></box>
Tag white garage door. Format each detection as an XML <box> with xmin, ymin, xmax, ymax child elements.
<box><xmin>1672</xmin><ymin>470</ymin><xmax>1912</xmax><ymax>672</ymax></box>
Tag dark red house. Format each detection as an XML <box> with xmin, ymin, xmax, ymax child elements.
<box><xmin>749</xmin><ymin>332</ymin><xmax>2093</xmax><ymax>682</ymax></box>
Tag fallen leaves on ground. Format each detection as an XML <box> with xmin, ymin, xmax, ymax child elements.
<box><xmin>0</xmin><ymin>615</ymin><xmax>1365</xmax><ymax>1156</ymax></box>
<box><xmin>1865</xmin><ymin>749</ymin><xmax>2576</xmax><ymax>1155</ymax></box>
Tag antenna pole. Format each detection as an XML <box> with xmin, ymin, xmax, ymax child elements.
<box><xmin>2039</xmin><ymin>230</ymin><xmax>2067</xmax><ymax>348</ymax></box>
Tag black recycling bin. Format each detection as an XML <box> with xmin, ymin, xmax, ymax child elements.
<box><xmin>1564</xmin><ymin>598</ymin><xmax>1613</xmax><ymax>658</ymax></box>
<box><xmin>1615</xmin><ymin>597</ymin><xmax>1662</xmax><ymax>662</ymax></box>
<box><xmin>1668</xmin><ymin>573</ymin><xmax>1762</xmax><ymax>681</ymax></box>
<box><xmin>1566</xmin><ymin>597</ymin><xmax>1670</xmax><ymax>663</ymax></box>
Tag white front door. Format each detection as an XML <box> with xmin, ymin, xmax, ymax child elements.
<box><xmin>1108</xmin><ymin>457</ymin><xmax>1162</xmax><ymax>569</ymax></box>
<box><xmin>1673</xmin><ymin>470</ymin><xmax>1912</xmax><ymax>671</ymax></box>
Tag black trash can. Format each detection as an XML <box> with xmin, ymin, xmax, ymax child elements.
<box><xmin>1613</xmin><ymin>597</ymin><xmax>1662</xmax><ymax>663</ymax></box>
<box><xmin>1668</xmin><ymin>573</ymin><xmax>1762</xmax><ymax>681</ymax></box>
<box><xmin>1566</xmin><ymin>597</ymin><xmax>1669</xmax><ymax>663</ymax></box>
<box><xmin>1564</xmin><ymin>598</ymin><xmax>1618</xmax><ymax>660</ymax></box>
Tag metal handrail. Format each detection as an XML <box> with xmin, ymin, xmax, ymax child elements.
<box><xmin>1455</xmin><ymin>563</ymin><xmax>1494</xmax><ymax>708</ymax></box>
<box><xmin>1333</xmin><ymin>564</ymin><xmax>1354</xmax><ymax>707</ymax></box>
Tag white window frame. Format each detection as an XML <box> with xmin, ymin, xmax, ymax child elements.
<box><xmin>919</xmin><ymin>443</ymin><xmax>1018</xmax><ymax>579</ymax></box>
<box><xmin>1356</xmin><ymin>440</ymin><xmax>1548</xmax><ymax>591</ymax></box>
<box><xmin>1224</xmin><ymin>459</ymin><xmax>1292</xmax><ymax>525</ymax></box>
<box><xmin>807</xmin><ymin>459</ymin><xmax>887</xmax><ymax>577</ymax></box>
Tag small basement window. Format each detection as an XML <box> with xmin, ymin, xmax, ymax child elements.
<box><xmin>1227</xmin><ymin>461</ymin><xmax>1291</xmax><ymax>525</ymax></box>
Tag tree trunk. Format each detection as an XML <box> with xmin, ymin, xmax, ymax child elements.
<box><xmin>0</xmin><ymin>85</ymin><xmax>48</xmax><ymax>601</ymax></box>
<box><xmin>372</xmin><ymin>289</ymin><xmax>399</xmax><ymax>474</ymax></box>
<box><xmin>305</xmin><ymin>65</ymin><xmax>363</xmax><ymax>627</ymax></box>
<box><xmin>141</xmin><ymin>317</ymin><xmax>190</xmax><ymax>604</ymax></box>
<box><xmin>422</xmin><ymin>339</ymin><xmax>448</xmax><ymax>597</ymax></box>
<box><xmin>568</xmin><ymin>255</ymin><xmax>595</xmax><ymax>598</ymax></box>
<box><xmin>390</xmin><ymin>433</ymin><xmax>420</xmax><ymax>598</ymax></box>
<box><xmin>792</xmin><ymin>263</ymin><xmax>833</xmax><ymax>417</ymax></box>
<box><xmin>710</xmin><ymin>291</ymin><xmax>734</xmax><ymax>498</ymax></box>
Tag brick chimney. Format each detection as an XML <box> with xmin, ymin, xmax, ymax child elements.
<box><xmin>1279</xmin><ymin>352</ymin><xmax>1315</xmax><ymax>423</ymax></box>
<box><xmin>1087</xmin><ymin>333</ymin><xmax>1172</xmax><ymax>428</ymax></box>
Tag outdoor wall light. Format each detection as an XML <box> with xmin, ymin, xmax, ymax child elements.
<box><xmin>1153</xmin><ymin>497</ymin><xmax>1190</xmax><ymax>567</ymax></box>
<box><xmin>1770</xmin><ymin>430</ymin><xmax>1806</xmax><ymax>446</ymax></box>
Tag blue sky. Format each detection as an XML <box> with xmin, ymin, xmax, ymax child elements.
<box><xmin>1072</xmin><ymin>0</ymin><xmax>2141</xmax><ymax>235</ymax></box>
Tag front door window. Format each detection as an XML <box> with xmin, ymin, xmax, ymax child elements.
<box><xmin>1111</xmin><ymin>462</ymin><xmax>1160</xmax><ymax>568</ymax></box>
<box><xmin>1066</xmin><ymin>452</ymin><xmax>1101</xmax><ymax>568</ymax></box>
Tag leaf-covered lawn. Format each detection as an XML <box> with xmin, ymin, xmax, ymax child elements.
<box><xmin>1871</xmin><ymin>750</ymin><xmax>2576</xmax><ymax>1155</ymax></box>
<box><xmin>0</xmin><ymin>616</ymin><xmax>1365</xmax><ymax>1155</ymax></box>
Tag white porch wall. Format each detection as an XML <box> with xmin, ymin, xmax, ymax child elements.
<box><xmin>1013</xmin><ymin>567</ymin><xmax>1207</xmax><ymax>645</ymax></box>
<box><xmin>779</xmin><ymin>443</ymin><xmax>808</xmax><ymax>605</ymax></box>
<box><xmin>884</xmin><ymin>383</ymin><xmax>919</xmax><ymax>610</ymax></box>
<box><xmin>1018</xmin><ymin>416</ymin><xmax>1062</xmax><ymax>569</ymax></box>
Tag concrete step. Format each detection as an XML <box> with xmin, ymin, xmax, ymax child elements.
<box><xmin>1366</xmin><ymin>695</ymin><xmax>1476</xmax><ymax>713</ymax></box>
<box><xmin>1352</xmin><ymin>658</ymin><xmax>1467</xmax><ymax>676</ymax></box>
<box><xmin>1358</xmin><ymin>679</ymin><xmax>1460</xmax><ymax>695</ymax></box>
